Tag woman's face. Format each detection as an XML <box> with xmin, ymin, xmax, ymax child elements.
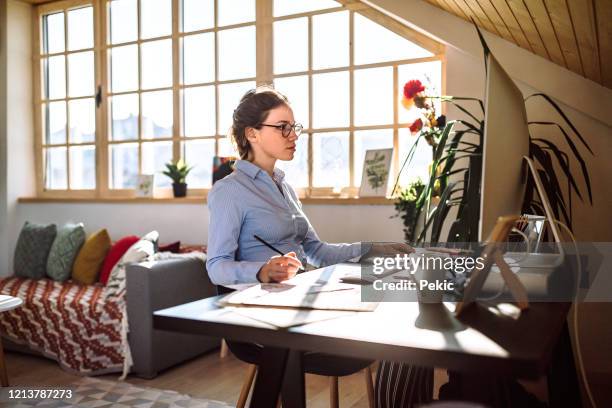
<box><xmin>251</xmin><ymin>104</ymin><xmax>299</xmax><ymax>162</ymax></box>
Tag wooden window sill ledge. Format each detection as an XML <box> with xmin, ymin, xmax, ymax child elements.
<box><xmin>18</xmin><ymin>196</ymin><xmax>395</xmax><ymax>205</ymax></box>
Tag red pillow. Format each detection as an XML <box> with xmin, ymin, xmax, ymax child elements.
<box><xmin>159</xmin><ymin>241</ymin><xmax>181</xmax><ymax>253</ymax></box>
<box><xmin>99</xmin><ymin>235</ymin><xmax>140</xmax><ymax>284</ymax></box>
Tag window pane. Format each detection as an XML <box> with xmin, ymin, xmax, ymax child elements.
<box><xmin>69</xmin><ymin>145</ymin><xmax>95</xmax><ymax>189</ymax></box>
<box><xmin>110</xmin><ymin>143</ymin><xmax>138</xmax><ymax>188</ymax></box>
<box><xmin>182</xmin><ymin>139</ymin><xmax>215</xmax><ymax>188</ymax></box>
<box><xmin>183</xmin><ymin>32</ymin><xmax>215</xmax><ymax>84</ymax></box>
<box><xmin>44</xmin><ymin>56</ymin><xmax>66</xmax><ymax>99</ymax></box>
<box><xmin>274</xmin><ymin>75</ymin><xmax>309</xmax><ymax>128</ymax></box>
<box><xmin>69</xmin><ymin>98</ymin><xmax>95</xmax><ymax>143</ymax></box>
<box><xmin>44</xmin><ymin>101</ymin><xmax>66</xmax><ymax>145</ymax></box>
<box><xmin>184</xmin><ymin>86</ymin><xmax>215</xmax><ymax>137</ymax></box>
<box><xmin>43</xmin><ymin>12</ymin><xmax>64</xmax><ymax>54</ymax></box>
<box><xmin>110</xmin><ymin>0</ymin><xmax>137</xmax><ymax>44</ymax></box>
<box><xmin>398</xmin><ymin>133</ymin><xmax>431</xmax><ymax>186</ymax></box>
<box><xmin>313</xmin><ymin>132</ymin><xmax>349</xmax><ymax>188</ymax></box>
<box><xmin>141</xmin><ymin>0</ymin><xmax>172</xmax><ymax>39</ymax></box>
<box><xmin>67</xmin><ymin>7</ymin><xmax>93</xmax><ymax>51</ymax></box>
<box><xmin>354</xmin><ymin>67</ymin><xmax>393</xmax><ymax>126</ymax></box>
<box><xmin>218</xmin><ymin>137</ymin><xmax>236</xmax><ymax>157</ymax></box>
<box><xmin>217</xmin><ymin>81</ymin><xmax>255</xmax><ymax>134</ymax></box>
<box><xmin>111</xmin><ymin>44</ymin><xmax>138</xmax><ymax>92</ymax></box>
<box><xmin>141</xmin><ymin>39</ymin><xmax>172</xmax><ymax>89</ymax></box>
<box><xmin>312</xmin><ymin>71</ymin><xmax>349</xmax><ymax>128</ymax></box>
<box><xmin>218</xmin><ymin>0</ymin><xmax>255</xmax><ymax>26</ymax></box>
<box><xmin>68</xmin><ymin>51</ymin><xmax>94</xmax><ymax>97</ymax></box>
<box><xmin>45</xmin><ymin>147</ymin><xmax>67</xmax><ymax>189</ymax></box>
<box><xmin>142</xmin><ymin>90</ymin><xmax>173</xmax><ymax>139</ymax></box>
<box><xmin>276</xmin><ymin>133</ymin><xmax>308</xmax><ymax>187</ymax></box>
<box><xmin>182</xmin><ymin>0</ymin><xmax>214</xmax><ymax>32</ymax></box>
<box><xmin>273</xmin><ymin>18</ymin><xmax>308</xmax><ymax>75</ymax></box>
<box><xmin>273</xmin><ymin>0</ymin><xmax>338</xmax><ymax>17</ymax></box>
<box><xmin>354</xmin><ymin>129</ymin><xmax>394</xmax><ymax>186</ymax></box>
<box><xmin>111</xmin><ymin>93</ymin><xmax>139</xmax><ymax>141</ymax></box>
<box><xmin>398</xmin><ymin>61</ymin><xmax>442</xmax><ymax>124</ymax></box>
<box><xmin>354</xmin><ymin>14</ymin><xmax>432</xmax><ymax>65</ymax></box>
<box><xmin>218</xmin><ymin>27</ymin><xmax>255</xmax><ymax>81</ymax></box>
<box><xmin>312</xmin><ymin>11</ymin><xmax>348</xmax><ymax>69</ymax></box>
<box><xmin>142</xmin><ymin>141</ymin><xmax>173</xmax><ymax>187</ymax></box>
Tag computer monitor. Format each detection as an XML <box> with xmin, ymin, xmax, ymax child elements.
<box><xmin>479</xmin><ymin>53</ymin><xmax>564</xmax><ymax>263</ymax></box>
<box><xmin>479</xmin><ymin>53</ymin><xmax>530</xmax><ymax>242</ymax></box>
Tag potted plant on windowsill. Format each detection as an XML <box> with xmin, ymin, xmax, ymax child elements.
<box><xmin>162</xmin><ymin>159</ymin><xmax>193</xmax><ymax>198</ymax></box>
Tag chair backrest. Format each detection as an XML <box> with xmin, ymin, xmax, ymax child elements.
<box><xmin>216</xmin><ymin>285</ymin><xmax>235</xmax><ymax>296</ymax></box>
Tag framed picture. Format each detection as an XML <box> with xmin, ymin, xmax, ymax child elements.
<box><xmin>359</xmin><ymin>148</ymin><xmax>393</xmax><ymax>197</ymax></box>
<box><xmin>135</xmin><ymin>174</ymin><xmax>154</xmax><ymax>197</ymax></box>
<box><xmin>212</xmin><ymin>156</ymin><xmax>237</xmax><ymax>185</ymax></box>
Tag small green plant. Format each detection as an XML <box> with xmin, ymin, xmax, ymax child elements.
<box><xmin>162</xmin><ymin>159</ymin><xmax>193</xmax><ymax>184</ymax></box>
<box><xmin>392</xmin><ymin>179</ymin><xmax>425</xmax><ymax>242</ymax></box>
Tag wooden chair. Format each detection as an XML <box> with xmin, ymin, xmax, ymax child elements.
<box><xmin>235</xmin><ymin>363</ymin><xmax>375</xmax><ymax>408</ymax></box>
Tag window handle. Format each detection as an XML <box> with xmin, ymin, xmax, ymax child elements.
<box><xmin>95</xmin><ymin>86</ymin><xmax>102</xmax><ymax>108</ymax></box>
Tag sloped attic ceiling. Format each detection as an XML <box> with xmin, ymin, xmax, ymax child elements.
<box><xmin>421</xmin><ymin>0</ymin><xmax>611</xmax><ymax>89</ymax></box>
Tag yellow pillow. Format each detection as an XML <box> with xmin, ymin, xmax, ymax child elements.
<box><xmin>72</xmin><ymin>229</ymin><xmax>111</xmax><ymax>285</ymax></box>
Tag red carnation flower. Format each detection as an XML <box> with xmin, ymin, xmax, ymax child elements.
<box><xmin>409</xmin><ymin>118</ymin><xmax>423</xmax><ymax>134</ymax></box>
<box><xmin>403</xmin><ymin>80</ymin><xmax>425</xmax><ymax>100</ymax></box>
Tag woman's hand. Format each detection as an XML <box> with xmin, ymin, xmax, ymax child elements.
<box><xmin>361</xmin><ymin>242</ymin><xmax>415</xmax><ymax>262</ymax></box>
<box><xmin>257</xmin><ymin>251</ymin><xmax>303</xmax><ymax>283</ymax></box>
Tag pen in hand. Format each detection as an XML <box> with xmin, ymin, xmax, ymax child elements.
<box><xmin>254</xmin><ymin>234</ymin><xmax>306</xmax><ymax>273</ymax></box>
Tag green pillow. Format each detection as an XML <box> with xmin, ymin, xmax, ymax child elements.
<box><xmin>14</xmin><ymin>221</ymin><xmax>57</xmax><ymax>279</ymax></box>
<box><xmin>46</xmin><ymin>223</ymin><xmax>86</xmax><ymax>281</ymax></box>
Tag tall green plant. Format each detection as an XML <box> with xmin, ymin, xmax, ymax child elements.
<box><xmin>393</xmin><ymin>26</ymin><xmax>593</xmax><ymax>245</ymax></box>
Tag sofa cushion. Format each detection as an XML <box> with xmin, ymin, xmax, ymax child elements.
<box><xmin>106</xmin><ymin>231</ymin><xmax>158</xmax><ymax>296</ymax></box>
<box><xmin>14</xmin><ymin>221</ymin><xmax>57</xmax><ymax>279</ymax></box>
<box><xmin>46</xmin><ymin>223</ymin><xmax>86</xmax><ymax>282</ymax></box>
<box><xmin>99</xmin><ymin>235</ymin><xmax>140</xmax><ymax>285</ymax></box>
<box><xmin>72</xmin><ymin>229</ymin><xmax>111</xmax><ymax>285</ymax></box>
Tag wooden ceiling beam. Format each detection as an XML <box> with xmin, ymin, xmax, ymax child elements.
<box><xmin>595</xmin><ymin>0</ymin><xmax>612</xmax><ymax>87</ymax></box>
<box><xmin>505</xmin><ymin>0</ymin><xmax>551</xmax><ymax>61</ymax></box>
<box><xmin>567</xmin><ymin>0</ymin><xmax>601</xmax><ymax>83</ymax></box>
<box><xmin>488</xmin><ymin>0</ymin><xmax>532</xmax><ymax>51</ymax></box>
<box><xmin>544</xmin><ymin>0</ymin><xmax>583</xmax><ymax>75</ymax></box>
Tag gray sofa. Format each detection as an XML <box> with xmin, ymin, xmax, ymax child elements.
<box><xmin>4</xmin><ymin>256</ymin><xmax>219</xmax><ymax>378</ymax></box>
<box><xmin>126</xmin><ymin>256</ymin><xmax>220</xmax><ymax>378</ymax></box>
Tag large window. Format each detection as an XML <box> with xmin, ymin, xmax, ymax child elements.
<box><xmin>34</xmin><ymin>0</ymin><xmax>444</xmax><ymax>199</ymax></box>
<box><xmin>37</xmin><ymin>1</ymin><xmax>96</xmax><ymax>194</ymax></box>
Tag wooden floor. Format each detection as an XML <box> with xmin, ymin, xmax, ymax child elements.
<box><xmin>5</xmin><ymin>348</ymin><xmax>412</xmax><ymax>407</ymax></box>
<box><xmin>7</xmin><ymin>348</ymin><xmax>610</xmax><ymax>407</ymax></box>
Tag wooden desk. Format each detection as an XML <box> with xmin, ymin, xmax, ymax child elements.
<box><xmin>153</xmin><ymin>266</ymin><xmax>576</xmax><ymax>407</ymax></box>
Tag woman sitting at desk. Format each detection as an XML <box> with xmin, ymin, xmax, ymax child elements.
<box><xmin>206</xmin><ymin>87</ymin><xmax>434</xmax><ymax>408</ymax></box>
<box><xmin>206</xmin><ymin>86</ymin><xmax>409</xmax><ymax>285</ymax></box>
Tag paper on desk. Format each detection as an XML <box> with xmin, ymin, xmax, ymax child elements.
<box><xmin>218</xmin><ymin>281</ymin><xmax>378</xmax><ymax>312</ymax></box>
<box><xmin>226</xmin><ymin>306</ymin><xmax>356</xmax><ymax>328</ymax></box>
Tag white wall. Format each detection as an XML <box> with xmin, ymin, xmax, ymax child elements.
<box><xmin>0</xmin><ymin>0</ymin><xmax>34</xmax><ymax>276</ymax></box>
<box><xmin>0</xmin><ymin>0</ymin><xmax>9</xmax><ymax>279</ymax></box>
<box><xmin>14</xmin><ymin>201</ymin><xmax>404</xmax><ymax>250</ymax></box>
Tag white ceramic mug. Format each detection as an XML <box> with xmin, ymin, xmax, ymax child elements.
<box><xmin>415</xmin><ymin>252</ymin><xmax>447</xmax><ymax>303</ymax></box>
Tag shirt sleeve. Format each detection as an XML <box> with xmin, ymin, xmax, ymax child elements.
<box><xmin>286</xmin><ymin>186</ymin><xmax>371</xmax><ymax>267</ymax></box>
<box><xmin>206</xmin><ymin>181</ymin><xmax>266</xmax><ymax>286</ymax></box>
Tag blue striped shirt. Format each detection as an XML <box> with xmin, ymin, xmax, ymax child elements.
<box><xmin>206</xmin><ymin>160</ymin><xmax>368</xmax><ymax>285</ymax></box>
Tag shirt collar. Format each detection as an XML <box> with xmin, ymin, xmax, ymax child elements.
<box><xmin>235</xmin><ymin>160</ymin><xmax>285</xmax><ymax>182</ymax></box>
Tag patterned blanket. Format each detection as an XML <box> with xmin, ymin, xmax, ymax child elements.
<box><xmin>0</xmin><ymin>277</ymin><xmax>126</xmax><ymax>376</ymax></box>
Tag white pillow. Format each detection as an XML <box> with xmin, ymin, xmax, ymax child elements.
<box><xmin>105</xmin><ymin>231</ymin><xmax>159</xmax><ymax>296</ymax></box>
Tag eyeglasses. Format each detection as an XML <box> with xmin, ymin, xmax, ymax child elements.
<box><xmin>258</xmin><ymin>122</ymin><xmax>303</xmax><ymax>137</ymax></box>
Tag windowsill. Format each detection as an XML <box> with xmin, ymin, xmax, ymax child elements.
<box><xmin>18</xmin><ymin>196</ymin><xmax>395</xmax><ymax>205</ymax></box>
